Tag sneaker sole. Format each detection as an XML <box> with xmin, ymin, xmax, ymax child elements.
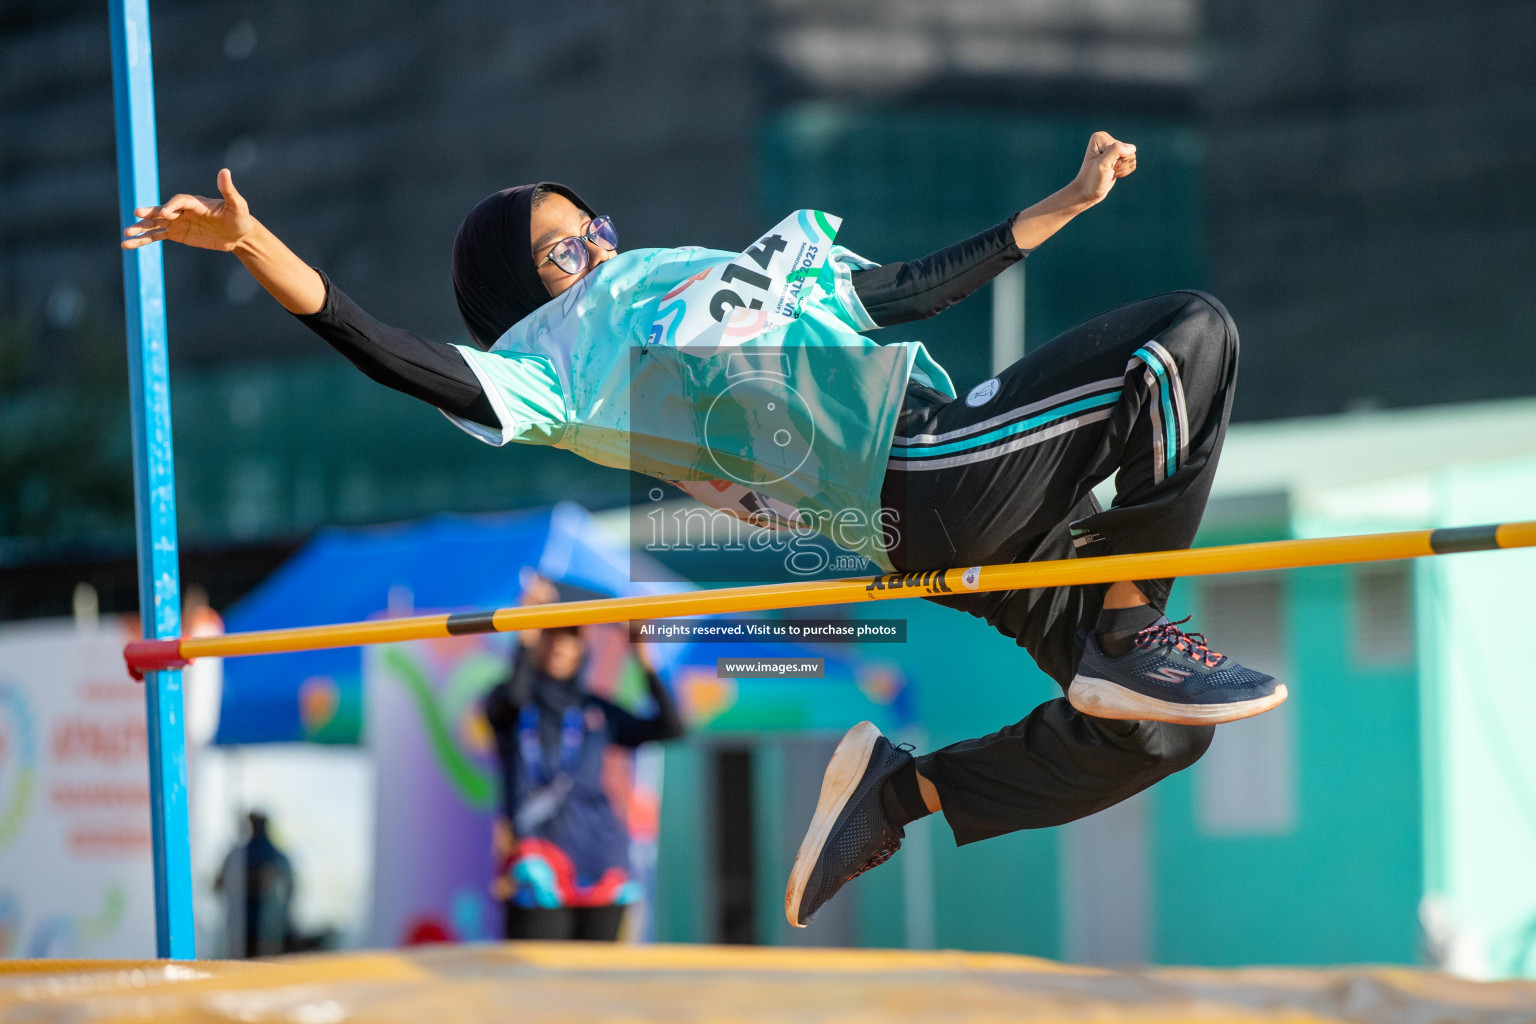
<box><xmin>784</xmin><ymin>720</ymin><xmax>881</xmax><ymax>929</ymax></box>
<box><xmin>1067</xmin><ymin>676</ymin><xmax>1289</xmax><ymax>725</ymax></box>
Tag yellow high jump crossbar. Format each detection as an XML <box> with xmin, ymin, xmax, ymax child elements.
<box><xmin>124</xmin><ymin>519</ymin><xmax>1536</xmax><ymax>678</ymax></box>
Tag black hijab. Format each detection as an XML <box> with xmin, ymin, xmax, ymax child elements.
<box><xmin>451</xmin><ymin>182</ymin><xmax>595</xmax><ymax>349</ymax></box>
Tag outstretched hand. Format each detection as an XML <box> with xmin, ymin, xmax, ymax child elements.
<box><xmin>117</xmin><ymin>169</ymin><xmax>326</xmax><ymax>314</ymax></box>
<box><xmin>121</xmin><ymin>168</ymin><xmax>258</xmax><ymax>252</ymax></box>
<box><xmin>1068</xmin><ymin>131</ymin><xmax>1138</xmax><ymax>206</ymax></box>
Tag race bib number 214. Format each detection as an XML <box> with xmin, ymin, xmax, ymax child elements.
<box><xmin>649</xmin><ymin>210</ymin><xmax>842</xmax><ymax>350</ymax></box>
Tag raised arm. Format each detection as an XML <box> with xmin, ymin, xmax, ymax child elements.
<box><xmin>121</xmin><ymin>170</ymin><xmax>497</xmax><ymax>427</ymax></box>
<box><xmin>850</xmin><ymin>131</ymin><xmax>1138</xmax><ymax>327</ymax></box>
<box><xmin>299</xmin><ymin>273</ymin><xmax>497</xmax><ymax>425</ymax></box>
<box><xmin>600</xmin><ymin>644</ymin><xmax>685</xmax><ymax>747</ymax></box>
<box><xmin>1012</xmin><ymin>130</ymin><xmax>1137</xmax><ymax>250</ymax></box>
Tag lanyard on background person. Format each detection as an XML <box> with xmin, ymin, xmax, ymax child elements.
<box><xmin>517</xmin><ymin>703</ymin><xmax>585</xmax><ymax>786</ymax></box>
<box><xmin>513</xmin><ymin>703</ymin><xmax>585</xmax><ymax>835</ymax></box>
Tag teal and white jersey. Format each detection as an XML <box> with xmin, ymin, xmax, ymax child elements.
<box><xmin>443</xmin><ymin>211</ymin><xmax>954</xmax><ymax>572</ymax></box>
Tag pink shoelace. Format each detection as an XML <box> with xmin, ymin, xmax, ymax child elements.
<box><xmin>848</xmin><ymin>833</ymin><xmax>902</xmax><ymax>882</ymax></box>
<box><xmin>1134</xmin><ymin>616</ymin><xmax>1226</xmax><ymax>669</ymax></box>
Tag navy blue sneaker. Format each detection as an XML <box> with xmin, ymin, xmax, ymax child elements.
<box><xmin>1069</xmin><ymin>616</ymin><xmax>1286</xmax><ymax>725</ymax></box>
<box><xmin>785</xmin><ymin>722</ymin><xmax>908</xmax><ymax>928</ymax></box>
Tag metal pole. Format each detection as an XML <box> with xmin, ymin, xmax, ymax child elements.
<box><xmin>108</xmin><ymin>0</ymin><xmax>195</xmax><ymax>958</ymax></box>
<box><xmin>990</xmin><ymin>262</ymin><xmax>1025</xmax><ymax>374</ymax></box>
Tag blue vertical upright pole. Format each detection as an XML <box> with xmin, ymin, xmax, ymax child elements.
<box><xmin>107</xmin><ymin>0</ymin><xmax>196</xmax><ymax>959</ymax></box>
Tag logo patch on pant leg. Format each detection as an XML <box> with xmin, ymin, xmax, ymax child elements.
<box><xmin>965</xmin><ymin>378</ymin><xmax>1000</xmax><ymax>407</ymax></box>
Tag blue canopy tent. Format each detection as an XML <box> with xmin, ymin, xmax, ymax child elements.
<box><xmin>214</xmin><ymin>503</ymin><xmax>688</xmax><ymax>744</ymax></box>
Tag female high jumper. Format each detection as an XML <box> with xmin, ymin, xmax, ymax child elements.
<box><xmin>124</xmin><ymin>131</ymin><xmax>1284</xmax><ymax>928</ymax></box>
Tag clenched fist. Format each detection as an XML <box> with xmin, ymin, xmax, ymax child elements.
<box><xmin>1068</xmin><ymin>131</ymin><xmax>1138</xmax><ymax>206</ymax></box>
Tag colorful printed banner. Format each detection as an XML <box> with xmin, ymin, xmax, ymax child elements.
<box><xmin>0</xmin><ymin>617</ymin><xmax>157</xmax><ymax>957</ymax></box>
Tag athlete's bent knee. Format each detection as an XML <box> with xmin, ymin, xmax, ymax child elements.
<box><xmin>1092</xmin><ymin>717</ymin><xmax>1215</xmax><ymax>776</ymax></box>
<box><xmin>1147</xmin><ymin>721</ymin><xmax>1215</xmax><ymax>773</ymax></box>
<box><xmin>1173</xmin><ymin>290</ymin><xmax>1239</xmax><ymax>357</ymax></box>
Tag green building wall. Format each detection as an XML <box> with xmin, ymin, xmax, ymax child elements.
<box><xmin>1155</xmin><ymin>566</ymin><xmax>1422</xmax><ymax>965</ymax></box>
<box><xmin>1420</xmin><ymin>458</ymin><xmax>1536</xmax><ymax>978</ymax></box>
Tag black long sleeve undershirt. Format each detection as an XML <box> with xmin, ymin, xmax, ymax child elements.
<box><xmin>848</xmin><ymin>218</ymin><xmax>1025</xmax><ymax>327</ymax></box>
<box><xmin>293</xmin><ymin>218</ymin><xmax>1025</xmax><ymax>429</ymax></box>
<box><xmin>296</xmin><ymin>270</ymin><xmax>502</xmax><ymax>426</ymax></box>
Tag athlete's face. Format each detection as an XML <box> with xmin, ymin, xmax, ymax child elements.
<box><xmin>537</xmin><ymin>627</ymin><xmax>586</xmax><ymax>681</ymax></box>
<box><xmin>530</xmin><ymin>194</ymin><xmax>617</xmax><ymax>299</ymax></box>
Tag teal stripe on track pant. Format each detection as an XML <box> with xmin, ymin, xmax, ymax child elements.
<box><xmin>1133</xmin><ymin>345</ymin><xmax>1179</xmax><ymax>479</ymax></box>
<box><xmin>890</xmin><ymin>390</ymin><xmax>1121</xmax><ymax>461</ymax></box>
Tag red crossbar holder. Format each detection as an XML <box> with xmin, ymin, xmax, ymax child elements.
<box><xmin>124</xmin><ymin>639</ymin><xmax>190</xmax><ymax>681</ymax></box>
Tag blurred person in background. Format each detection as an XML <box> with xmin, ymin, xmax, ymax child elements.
<box><xmin>127</xmin><ymin>130</ymin><xmax>1279</xmax><ymax>932</ymax></box>
<box><xmin>482</xmin><ymin>575</ymin><xmax>683</xmax><ymax>941</ymax></box>
<box><xmin>214</xmin><ymin>810</ymin><xmax>293</xmax><ymax>957</ymax></box>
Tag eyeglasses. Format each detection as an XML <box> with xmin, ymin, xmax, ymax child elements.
<box><xmin>535</xmin><ymin>215</ymin><xmax>618</xmax><ymax>275</ymax></box>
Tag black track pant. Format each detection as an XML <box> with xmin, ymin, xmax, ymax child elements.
<box><xmin>504</xmin><ymin>904</ymin><xmax>626</xmax><ymax>941</ymax></box>
<box><xmin>880</xmin><ymin>291</ymin><xmax>1237</xmax><ymax>845</ymax></box>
